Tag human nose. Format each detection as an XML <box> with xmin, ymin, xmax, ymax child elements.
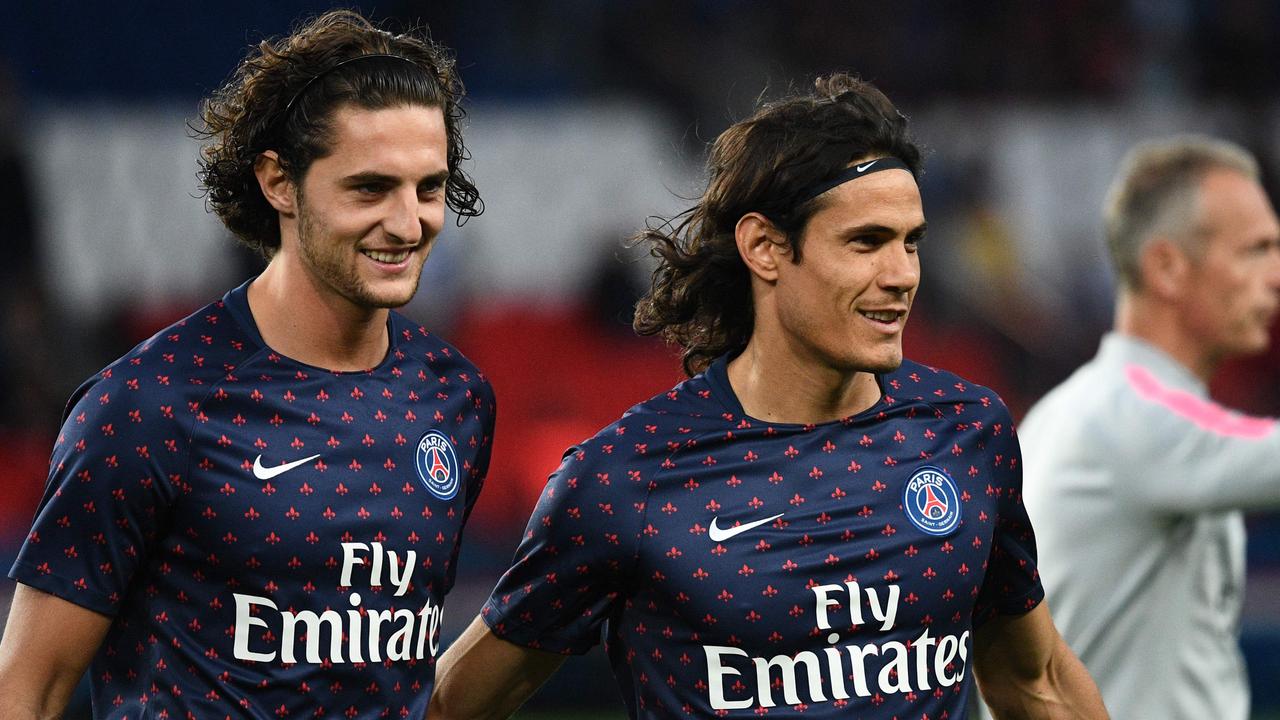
<box><xmin>383</xmin><ymin>187</ymin><xmax>425</xmax><ymax>245</ymax></box>
<box><xmin>878</xmin><ymin>242</ymin><xmax>920</xmax><ymax>293</ymax></box>
<box><xmin>1264</xmin><ymin>243</ymin><xmax>1280</xmax><ymax>292</ymax></box>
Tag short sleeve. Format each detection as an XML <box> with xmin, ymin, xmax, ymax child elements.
<box><xmin>481</xmin><ymin>432</ymin><xmax>646</xmax><ymax>654</ymax></box>
<box><xmin>8</xmin><ymin>374</ymin><xmax>185</xmax><ymax>615</ymax></box>
<box><xmin>972</xmin><ymin>407</ymin><xmax>1044</xmax><ymax>625</ymax></box>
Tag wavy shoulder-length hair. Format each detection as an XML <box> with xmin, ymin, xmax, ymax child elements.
<box><xmin>195</xmin><ymin>9</ymin><xmax>481</xmax><ymax>257</ymax></box>
<box><xmin>633</xmin><ymin>73</ymin><xmax>923</xmax><ymax>376</ymax></box>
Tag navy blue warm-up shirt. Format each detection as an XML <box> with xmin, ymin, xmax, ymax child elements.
<box><xmin>10</xmin><ymin>280</ymin><xmax>496</xmax><ymax>719</ymax></box>
<box><xmin>484</xmin><ymin>355</ymin><xmax>1040</xmax><ymax>717</ymax></box>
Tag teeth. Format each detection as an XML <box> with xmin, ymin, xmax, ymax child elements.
<box><xmin>861</xmin><ymin>310</ymin><xmax>899</xmax><ymax>322</ymax></box>
<box><xmin>363</xmin><ymin>249</ymin><xmax>410</xmax><ymax>263</ymax></box>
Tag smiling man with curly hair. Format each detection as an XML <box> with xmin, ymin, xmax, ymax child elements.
<box><xmin>0</xmin><ymin>10</ymin><xmax>493</xmax><ymax>719</ymax></box>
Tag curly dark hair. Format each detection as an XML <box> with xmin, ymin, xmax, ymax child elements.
<box><xmin>633</xmin><ymin>73</ymin><xmax>923</xmax><ymax>376</ymax></box>
<box><xmin>195</xmin><ymin>9</ymin><xmax>482</xmax><ymax>257</ymax></box>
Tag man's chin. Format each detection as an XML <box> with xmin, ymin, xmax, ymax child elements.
<box><xmin>358</xmin><ymin>278</ymin><xmax>422</xmax><ymax>309</ymax></box>
<box><xmin>373</xmin><ymin>294</ymin><xmax>415</xmax><ymax>309</ymax></box>
<box><xmin>865</xmin><ymin>357</ymin><xmax>904</xmax><ymax>374</ymax></box>
<box><xmin>347</xmin><ymin>289</ymin><xmax>415</xmax><ymax>310</ymax></box>
<box><xmin>1238</xmin><ymin>334</ymin><xmax>1274</xmax><ymax>357</ymax></box>
<box><xmin>840</xmin><ymin>348</ymin><xmax>903</xmax><ymax>375</ymax></box>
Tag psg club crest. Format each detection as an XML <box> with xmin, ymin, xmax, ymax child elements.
<box><xmin>902</xmin><ymin>466</ymin><xmax>961</xmax><ymax>536</ymax></box>
<box><xmin>416</xmin><ymin>430</ymin><xmax>460</xmax><ymax>500</ymax></box>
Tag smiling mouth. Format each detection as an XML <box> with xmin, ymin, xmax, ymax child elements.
<box><xmin>361</xmin><ymin>248</ymin><xmax>412</xmax><ymax>264</ymax></box>
<box><xmin>859</xmin><ymin>309</ymin><xmax>904</xmax><ymax>324</ymax></box>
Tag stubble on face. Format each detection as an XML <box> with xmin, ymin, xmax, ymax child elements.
<box><xmin>295</xmin><ymin>190</ymin><xmax>427</xmax><ymax>310</ymax></box>
<box><xmin>774</xmin><ymin>169</ymin><xmax>924</xmax><ymax>376</ymax></box>
<box><xmin>281</xmin><ymin>103</ymin><xmax>448</xmax><ymax>314</ymax></box>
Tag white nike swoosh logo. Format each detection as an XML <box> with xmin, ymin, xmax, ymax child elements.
<box><xmin>707</xmin><ymin>512</ymin><xmax>785</xmax><ymax>542</ymax></box>
<box><xmin>252</xmin><ymin>453</ymin><xmax>321</xmax><ymax>480</ymax></box>
<box><xmin>856</xmin><ymin>160</ymin><xmax>877</xmax><ymax>172</ymax></box>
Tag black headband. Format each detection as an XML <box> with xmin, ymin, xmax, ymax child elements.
<box><xmin>281</xmin><ymin>53</ymin><xmax>423</xmax><ymax>119</ymax></box>
<box><xmin>796</xmin><ymin>157</ymin><xmax>913</xmax><ymax>205</ymax></box>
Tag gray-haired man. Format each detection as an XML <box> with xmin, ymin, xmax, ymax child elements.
<box><xmin>1020</xmin><ymin>135</ymin><xmax>1280</xmax><ymax>719</ymax></box>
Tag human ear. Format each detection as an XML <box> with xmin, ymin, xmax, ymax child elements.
<box><xmin>1139</xmin><ymin>237</ymin><xmax>1191</xmax><ymax>300</ymax></box>
<box><xmin>254</xmin><ymin>151</ymin><xmax>298</xmax><ymax>216</ymax></box>
<box><xmin>735</xmin><ymin>212</ymin><xmax>789</xmax><ymax>282</ymax></box>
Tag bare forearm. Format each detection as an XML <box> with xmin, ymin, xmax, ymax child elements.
<box><xmin>429</xmin><ymin>616</ymin><xmax>565</xmax><ymax>720</ymax></box>
<box><xmin>0</xmin><ymin>697</ymin><xmax>61</xmax><ymax>720</ymax></box>
<box><xmin>980</xmin><ymin>635</ymin><xmax>1107</xmax><ymax>720</ymax></box>
<box><xmin>430</xmin><ymin>667</ymin><xmax>548</xmax><ymax>720</ymax></box>
<box><xmin>973</xmin><ymin>603</ymin><xmax>1108</xmax><ymax>720</ymax></box>
<box><xmin>0</xmin><ymin>665</ymin><xmax>81</xmax><ymax>720</ymax></box>
<box><xmin>431</xmin><ymin>647</ymin><xmax>547</xmax><ymax>720</ymax></box>
<box><xmin>0</xmin><ymin>585</ymin><xmax>110</xmax><ymax>720</ymax></box>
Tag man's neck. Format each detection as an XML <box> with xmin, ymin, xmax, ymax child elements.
<box><xmin>726</xmin><ymin>339</ymin><xmax>883</xmax><ymax>424</ymax></box>
<box><xmin>1114</xmin><ymin>292</ymin><xmax>1218</xmax><ymax>383</ymax></box>
<box><xmin>247</xmin><ymin>258</ymin><xmax>391</xmax><ymax>372</ymax></box>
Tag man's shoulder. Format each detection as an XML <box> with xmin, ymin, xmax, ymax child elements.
<box><xmin>388</xmin><ymin>312</ymin><xmax>494</xmax><ymax>398</ymax></box>
<box><xmin>557</xmin><ymin>373</ymin><xmax>726</xmax><ymax>473</ymax></box>
<box><xmin>618</xmin><ymin>370</ymin><xmax>729</xmax><ymax>430</ymax></box>
<box><xmin>70</xmin><ymin>294</ymin><xmax>264</xmax><ymax>413</ymax></box>
<box><xmin>888</xmin><ymin>358</ymin><xmax>1013</xmax><ymax>421</ymax></box>
<box><xmin>51</xmin><ymin>292</ymin><xmax>267</xmax><ymax>467</ymax></box>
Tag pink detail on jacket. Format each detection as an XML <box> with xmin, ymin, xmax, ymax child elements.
<box><xmin>1126</xmin><ymin>364</ymin><xmax>1275</xmax><ymax>439</ymax></box>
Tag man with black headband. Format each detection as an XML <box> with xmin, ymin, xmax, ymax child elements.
<box><xmin>431</xmin><ymin>74</ymin><xmax>1106</xmax><ymax>719</ymax></box>
<box><xmin>0</xmin><ymin>10</ymin><xmax>494</xmax><ymax>719</ymax></box>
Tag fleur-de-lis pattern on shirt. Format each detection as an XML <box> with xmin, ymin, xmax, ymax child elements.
<box><xmin>11</xmin><ymin>281</ymin><xmax>496</xmax><ymax>720</ymax></box>
<box><xmin>484</xmin><ymin>355</ymin><xmax>1039</xmax><ymax>718</ymax></box>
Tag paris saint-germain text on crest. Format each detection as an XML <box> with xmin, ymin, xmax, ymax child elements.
<box><xmin>902</xmin><ymin>465</ymin><xmax>961</xmax><ymax>536</ymax></box>
<box><xmin>416</xmin><ymin>430</ymin><xmax>460</xmax><ymax>500</ymax></box>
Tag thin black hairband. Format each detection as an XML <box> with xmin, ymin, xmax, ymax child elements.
<box><xmin>281</xmin><ymin>53</ymin><xmax>422</xmax><ymax>118</ymax></box>
<box><xmin>795</xmin><ymin>157</ymin><xmax>914</xmax><ymax>205</ymax></box>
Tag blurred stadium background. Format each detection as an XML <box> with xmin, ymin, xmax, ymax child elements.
<box><xmin>2</xmin><ymin>1</ymin><xmax>1280</xmax><ymax>717</ymax></box>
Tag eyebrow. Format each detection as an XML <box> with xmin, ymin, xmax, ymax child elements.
<box><xmin>841</xmin><ymin>221</ymin><xmax>928</xmax><ymax>237</ymax></box>
<box><xmin>341</xmin><ymin>169</ymin><xmax>450</xmax><ymax>187</ymax></box>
